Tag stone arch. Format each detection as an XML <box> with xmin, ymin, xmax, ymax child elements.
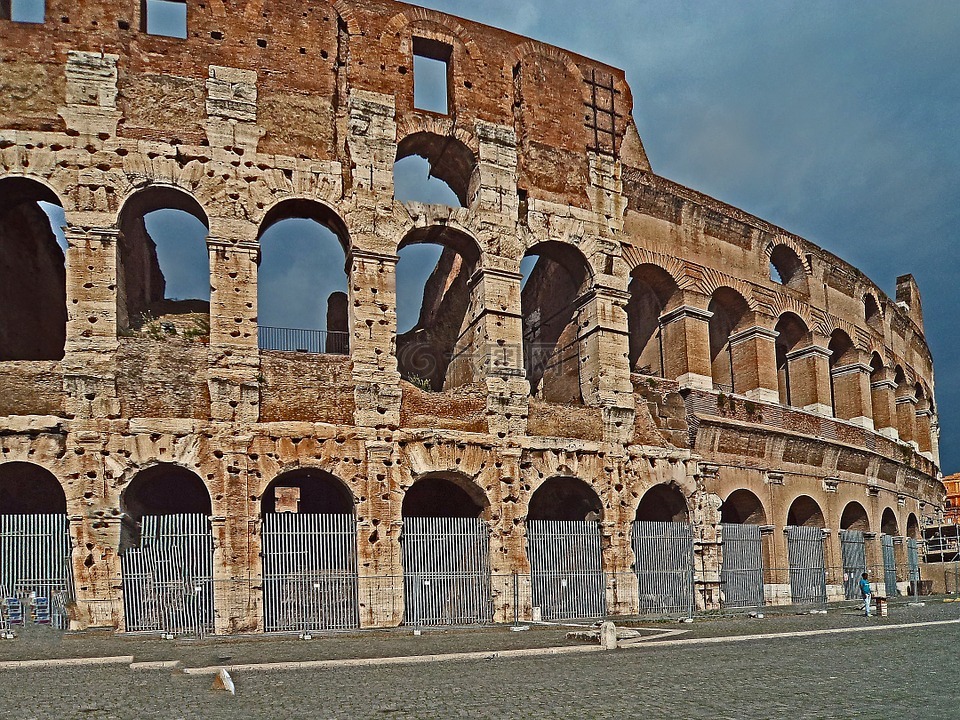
<box><xmin>119</xmin><ymin>463</ymin><xmax>211</xmax><ymax>551</ymax></box>
<box><xmin>528</xmin><ymin>476</ymin><xmax>603</xmax><ymax>522</ymax></box>
<box><xmin>774</xmin><ymin>312</ymin><xmax>810</xmax><ymax>407</ymax></box>
<box><xmin>894</xmin><ymin>365</ymin><xmax>917</xmax><ymax>445</ymax></box>
<box><xmin>402</xmin><ymin>472</ymin><xmax>489</xmax><ymax>519</ymax></box>
<box><xmin>260</xmin><ymin>468</ymin><xmax>355</xmax><ymax>515</ymax></box>
<box><xmin>840</xmin><ymin>501</ymin><xmax>870</xmax><ymax>532</ymax></box>
<box><xmin>880</xmin><ymin>507</ymin><xmax>899</xmax><ymax>536</ymax></box>
<box><xmin>635</xmin><ymin>483</ymin><xmax>689</xmax><ymax>523</ymax></box>
<box><xmin>0</xmin><ymin>175</ymin><xmax>67</xmax><ymax>361</ymax></box>
<box><xmin>0</xmin><ymin>461</ymin><xmax>67</xmax><ymax>515</ymax></box>
<box><xmin>395</xmin><ymin>131</ymin><xmax>480</xmax><ymax>208</ymax></box>
<box><xmin>708</xmin><ymin>287</ymin><xmax>751</xmax><ymax>392</ymax></box>
<box><xmin>906</xmin><ymin>513</ymin><xmax>920</xmax><ymax>540</ymax></box>
<box><xmin>786</xmin><ymin>495</ymin><xmax>825</xmax><ymax>528</ymax></box>
<box><xmin>766</xmin><ymin>241</ymin><xmax>808</xmax><ymax>292</ymax></box>
<box><xmin>396</xmin><ymin>225</ymin><xmax>482</xmax><ymax>391</ymax></box>
<box><xmin>521</xmin><ymin>240</ymin><xmax>593</xmax><ymax>403</ymax></box>
<box><xmin>116</xmin><ymin>184</ymin><xmax>210</xmax><ymax>334</ymax></box>
<box><xmin>256</xmin><ymin>198</ymin><xmax>351</xmax><ymax>354</ymax></box>
<box><xmin>720</xmin><ymin>489</ymin><xmax>767</xmax><ymax>525</ymax></box>
<box><xmin>828</xmin><ymin>328</ymin><xmax>858</xmax><ymax>420</ymax></box>
<box><xmin>626</xmin><ymin>263</ymin><xmax>679</xmax><ymax>376</ymax></box>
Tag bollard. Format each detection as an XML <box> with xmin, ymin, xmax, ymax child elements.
<box><xmin>600</xmin><ymin>621</ymin><xmax>618</xmax><ymax>650</ymax></box>
<box><xmin>875</xmin><ymin>596</ymin><xmax>888</xmax><ymax>617</ymax></box>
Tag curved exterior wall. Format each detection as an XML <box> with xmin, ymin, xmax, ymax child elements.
<box><xmin>0</xmin><ymin>0</ymin><xmax>944</xmax><ymax>632</ymax></box>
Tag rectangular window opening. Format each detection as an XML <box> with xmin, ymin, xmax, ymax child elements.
<box><xmin>413</xmin><ymin>37</ymin><xmax>452</xmax><ymax>115</ymax></box>
<box><xmin>143</xmin><ymin>0</ymin><xmax>187</xmax><ymax>39</ymax></box>
<box><xmin>3</xmin><ymin>0</ymin><xmax>46</xmax><ymax>23</ymax></box>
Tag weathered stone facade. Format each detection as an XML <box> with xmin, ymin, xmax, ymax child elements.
<box><xmin>0</xmin><ymin>1</ymin><xmax>943</xmax><ymax>632</ymax></box>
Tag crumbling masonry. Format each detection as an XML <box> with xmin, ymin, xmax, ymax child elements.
<box><xmin>0</xmin><ymin>0</ymin><xmax>944</xmax><ymax>632</ymax></box>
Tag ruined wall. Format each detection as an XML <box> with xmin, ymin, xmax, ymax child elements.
<box><xmin>0</xmin><ymin>0</ymin><xmax>943</xmax><ymax>632</ymax></box>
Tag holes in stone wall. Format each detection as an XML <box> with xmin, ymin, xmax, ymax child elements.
<box><xmin>2</xmin><ymin>0</ymin><xmax>45</xmax><ymax>23</ymax></box>
<box><xmin>257</xmin><ymin>200</ymin><xmax>349</xmax><ymax>354</ymax></box>
<box><xmin>117</xmin><ymin>186</ymin><xmax>210</xmax><ymax>339</ymax></box>
<box><xmin>143</xmin><ymin>0</ymin><xmax>186</xmax><ymax>39</ymax></box>
<box><xmin>413</xmin><ymin>37</ymin><xmax>451</xmax><ymax>115</ymax></box>
<box><xmin>0</xmin><ymin>177</ymin><xmax>66</xmax><ymax>361</ymax></box>
<box><xmin>521</xmin><ymin>242</ymin><xmax>591</xmax><ymax>403</ymax></box>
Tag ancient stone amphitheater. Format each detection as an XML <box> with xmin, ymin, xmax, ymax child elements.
<box><xmin>0</xmin><ymin>0</ymin><xmax>944</xmax><ymax>634</ymax></box>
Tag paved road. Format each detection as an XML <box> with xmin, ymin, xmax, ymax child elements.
<box><xmin>3</xmin><ymin>600</ymin><xmax>959</xmax><ymax>719</ymax></box>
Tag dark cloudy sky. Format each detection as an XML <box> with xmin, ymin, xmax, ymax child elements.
<box><xmin>410</xmin><ymin>0</ymin><xmax>960</xmax><ymax>474</ymax></box>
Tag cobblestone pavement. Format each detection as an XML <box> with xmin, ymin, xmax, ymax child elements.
<box><xmin>3</xmin><ymin>599</ymin><xmax>959</xmax><ymax>719</ymax></box>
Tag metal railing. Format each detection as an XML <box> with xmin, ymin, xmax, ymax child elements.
<box><xmin>259</xmin><ymin>326</ymin><xmax>349</xmax><ymax>355</ymax></box>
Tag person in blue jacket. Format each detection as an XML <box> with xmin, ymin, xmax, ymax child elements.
<box><xmin>859</xmin><ymin>572</ymin><xmax>872</xmax><ymax>617</ymax></box>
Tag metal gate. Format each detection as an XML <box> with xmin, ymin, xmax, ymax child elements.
<box><xmin>401</xmin><ymin>516</ymin><xmax>492</xmax><ymax>626</ymax></box>
<box><xmin>786</xmin><ymin>526</ymin><xmax>827</xmax><ymax>605</ymax></box>
<box><xmin>720</xmin><ymin>523</ymin><xmax>764</xmax><ymax>608</ymax></box>
<box><xmin>882</xmin><ymin>534</ymin><xmax>898</xmax><ymax>597</ymax></box>
<box><xmin>839</xmin><ymin>530</ymin><xmax>867</xmax><ymax>600</ymax></box>
<box><xmin>528</xmin><ymin>520</ymin><xmax>605</xmax><ymax>621</ymax></box>
<box><xmin>633</xmin><ymin>521</ymin><xmax>695</xmax><ymax>615</ymax></box>
<box><xmin>262</xmin><ymin>513</ymin><xmax>358</xmax><ymax>632</ymax></box>
<box><xmin>0</xmin><ymin>515</ymin><xmax>73</xmax><ymax>629</ymax></box>
<box><xmin>121</xmin><ymin>514</ymin><xmax>214</xmax><ymax>635</ymax></box>
<box><xmin>907</xmin><ymin>538</ymin><xmax>921</xmax><ymax>592</ymax></box>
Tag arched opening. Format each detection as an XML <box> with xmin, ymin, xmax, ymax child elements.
<box><xmin>881</xmin><ymin>507</ymin><xmax>900</xmax><ymax>536</ymax></box>
<box><xmin>721</xmin><ymin>489</ymin><xmax>766</xmax><ymax>525</ymax></box>
<box><xmin>626</xmin><ymin>264</ymin><xmax>678</xmax><ymax>376</ymax></box>
<box><xmin>521</xmin><ymin>242</ymin><xmax>592</xmax><ymax>403</ymax></box>
<box><xmin>401</xmin><ymin>474</ymin><xmax>492</xmax><ymax>625</ymax></box>
<box><xmin>828</xmin><ymin>329</ymin><xmax>856</xmax><ymax>419</ymax></box>
<box><xmin>257</xmin><ymin>200</ymin><xmax>350</xmax><ymax>354</ymax></box>
<box><xmin>708</xmin><ymin>288</ymin><xmax>750</xmax><ymax>392</ymax></box>
<box><xmin>906</xmin><ymin>513</ymin><xmax>920</xmax><ymax>540</ymax></box>
<box><xmin>864</xmin><ymin>294</ymin><xmax>882</xmax><ymax>331</ymax></box>
<box><xmin>396</xmin><ymin>227</ymin><xmax>481</xmax><ymax>391</ymax></box>
<box><xmin>0</xmin><ymin>461</ymin><xmax>67</xmax><ymax>514</ymax></box>
<box><xmin>528</xmin><ymin>476</ymin><xmax>602</xmax><ymax>522</ymax></box>
<box><xmin>635</xmin><ymin>483</ymin><xmax>689</xmax><ymax>523</ymax></box>
<box><xmin>774</xmin><ymin>313</ymin><xmax>809</xmax><ymax>407</ymax></box>
<box><xmin>260</xmin><ymin>468</ymin><xmax>354</xmax><ymax>515</ymax></box>
<box><xmin>840</xmin><ymin>502</ymin><xmax>870</xmax><ymax>532</ymax></box>
<box><xmin>0</xmin><ymin>462</ymin><xmax>72</xmax><ymax>628</ymax></box>
<box><xmin>769</xmin><ymin>245</ymin><xmax>807</xmax><ymax>292</ymax></box>
<box><xmin>527</xmin><ymin>476</ymin><xmax>606</xmax><ymax>619</ymax></box>
<box><xmin>787</xmin><ymin>495</ymin><xmax>825</xmax><ymax>528</ymax></box>
<box><xmin>0</xmin><ymin>177</ymin><xmax>66</xmax><ymax>360</ymax></box>
<box><xmin>260</xmin><ymin>468</ymin><xmax>359</xmax><ymax>632</ymax></box>
<box><xmin>117</xmin><ymin>186</ymin><xmax>210</xmax><ymax>338</ymax></box>
<box><xmin>402</xmin><ymin>475</ymin><xmax>487</xmax><ymax>519</ymax></box>
<box><xmin>894</xmin><ymin>366</ymin><xmax>916</xmax><ymax>445</ymax></box>
<box><xmin>394</xmin><ymin>132</ymin><xmax>479</xmax><ymax>208</ymax></box>
<box><xmin>119</xmin><ymin>463</ymin><xmax>214</xmax><ymax>634</ymax></box>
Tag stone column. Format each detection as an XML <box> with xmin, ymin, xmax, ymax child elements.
<box><xmin>356</xmin><ymin>441</ymin><xmax>404</xmax><ymax>628</ymax></box>
<box><xmin>62</xmin><ymin>226</ymin><xmax>120</xmax><ymax>420</ymax></box>
<box><xmin>785</xmin><ymin>340</ymin><xmax>832</xmax><ymax>416</ymax></box>
<box><xmin>692</xmin><ymin>463</ymin><xmax>722</xmax><ymax>611</ymax></box>
<box><xmin>830</xmin><ymin>358</ymin><xmax>874</xmax><ymax>428</ymax></box>
<box><xmin>579</xmin><ymin>282</ymin><xmax>635</xmax><ymax>445</ymax></box>
<box><xmin>207</xmin><ymin>240</ymin><xmax>260</xmax><ymax>423</ymax></box>
<box><xmin>488</xmin><ymin>447</ymin><xmax>529</xmax><ymax>623</ymax></box>
<box><xmin>896</xmin><ymin>391</ymin><xmax>918</xmax><ymax>449</ymax></box>
<box><xmin>348</xmin><ymin>248</ymin><xmax>402</xmax><ymax>429</ymax></box>
<box><xmin>870</xmin><ymin>369</ymin><xmax>899</xmax><ymax>440</ymax></box>
<box><xmin>915</xmin><ymin>400</ymin><xmax>933</xmax><ymax>458</ymax></box>
<box><xmin>728</xmin><ymin>323</ymin><xmax>780</xmax><ymax>403</ymax></box>
<box><xmin>659</xmin><ymin>294</ymin><xmax>713</xmax><ymax>390</ymax></box>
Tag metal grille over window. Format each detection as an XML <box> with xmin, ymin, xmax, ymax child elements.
<box><xmin>633</xmin><ymin>520</ymin><xmax>696</xmax><ymax>616</ymax></box>
<box><xmin>0</xmin><ymin>514</ymin><xmax>73</xmax><ymax>629</ymax></box>
<box><xmin>719</xmin><ymin>523</ymin><xmax>764</xmax><ymax>609</ymax></box>
<box><xmin>785</xmin><ymin>525</ymin><xmax>827</xmax><ymax>606</ymax></box>
<box><xmin>527</xmin><ymin>520</ymin><xmax>606</xmax><ymax>621</ymax></box>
